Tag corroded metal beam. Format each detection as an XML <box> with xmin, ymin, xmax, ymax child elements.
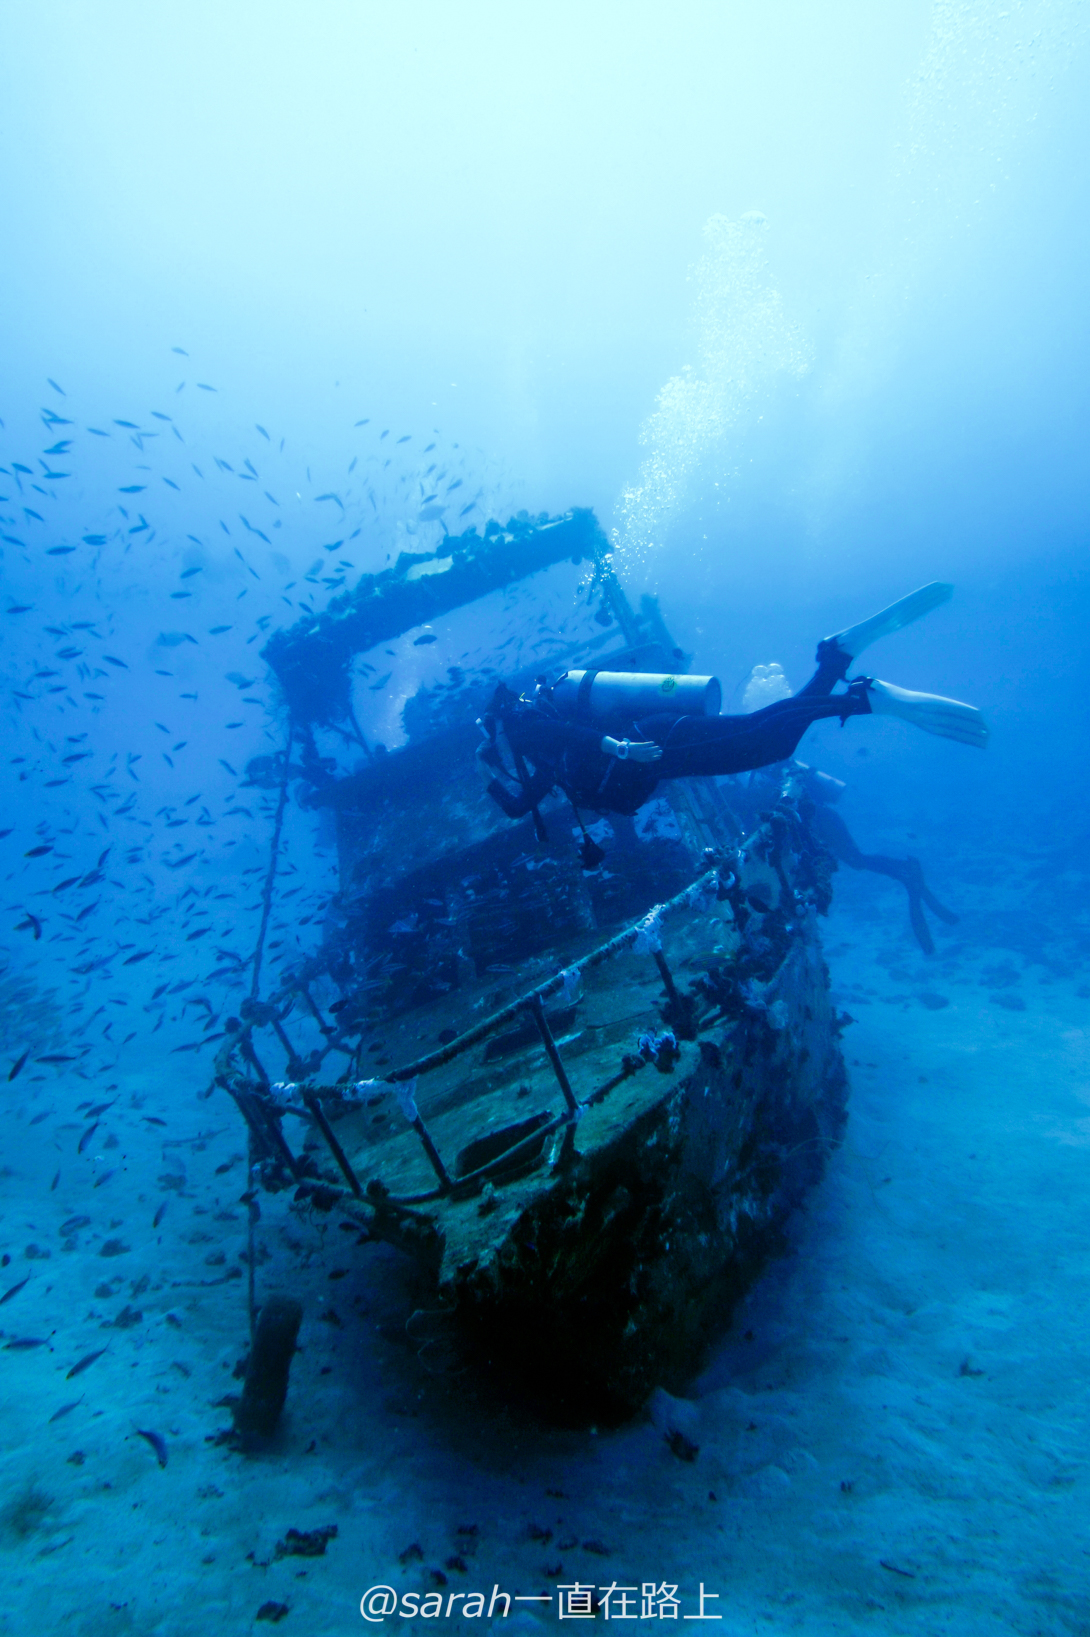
<box><xmin>262</xmin><ymin>508</ymin><xmax>609</xmax><ymax>724</ymax></box>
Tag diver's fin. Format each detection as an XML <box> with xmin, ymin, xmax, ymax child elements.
<box><xmin>918</xmin><ymin>890</ymin><xmax>959</xmax><ymax>926</ymax></box>
<box><xmin>865</xmin><ymin>678</ymin><xmax>989</xmax><ymax>748</ymax></box>
<box><xmin>826</xmin><ymin>581</ymin><xmax>954</xmax><ymax>661</ymax></box>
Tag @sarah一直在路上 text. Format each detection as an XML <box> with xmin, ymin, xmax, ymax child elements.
<box><xmin>360</xmin><ymin>1582</ymin><xmax>724</xmax><ymax>1619</ymax></box>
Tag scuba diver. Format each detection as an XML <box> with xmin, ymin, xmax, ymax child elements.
<box><xmin>760</xmin><ymin>760</ymin><xmax>960</xmax><ymax>956</ymax></box>
<box><xmin>476</xmin><ymin>581</ymin><xmax>988</xmax><ymax>839</ymax></box>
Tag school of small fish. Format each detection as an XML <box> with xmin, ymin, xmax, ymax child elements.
<box><xmin>0</xmin><ymin>360</ymin><xmax>616</xmax><ymax>1465</ymax></box>
<box><xmin>0</xmin><ymin>362</ymin><xmax>613</xmax><ymax>1097</ymax></box>
<box><xmin>0</xmin><ymin>362</ymin><xmax>499</xmax><ymax>1078</ymax></box>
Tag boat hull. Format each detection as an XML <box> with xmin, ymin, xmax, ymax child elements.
<box><xmin>441</xmin><ymin>921</ymin><xmax>848</xmax><ymax>1423</ymax></box>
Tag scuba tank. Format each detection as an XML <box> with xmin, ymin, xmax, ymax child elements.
<box><xmin>550</xmin><ymin>669</ymin><xmax>722</xmax><ymax>728</ymax></box>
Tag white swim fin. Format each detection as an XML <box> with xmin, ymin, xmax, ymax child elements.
<box><xmin>827</xmin><ymin>581</ymin><xmax>954</xmax><ymax>661</ymax></box>
<box><xmin>865</xmin><ymin>678</ymin><xmax>989</xmax><ymax>748</ymax></box>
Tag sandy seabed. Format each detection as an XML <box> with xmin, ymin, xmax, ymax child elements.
<box><xmin>2</xmin><ymin>865</ymin><xmax>1089</xmax><ymax>1637</ymax></box>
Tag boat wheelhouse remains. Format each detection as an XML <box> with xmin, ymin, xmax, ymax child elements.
<box><xmin>217</xmin><ymin>508</ymin><xmax>850</xmax><ymax>1420</ymax></box>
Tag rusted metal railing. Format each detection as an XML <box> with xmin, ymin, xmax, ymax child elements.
<box><xmin>214</xmin><ymin>864</ymin><xmax>725</xmax><ymax>1211</ymax></box>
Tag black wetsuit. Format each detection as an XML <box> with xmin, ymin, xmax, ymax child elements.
<box><xmin>485</xmin><ymin>641</ymin><xmax>873</xmax><ymax>820</ymax></box>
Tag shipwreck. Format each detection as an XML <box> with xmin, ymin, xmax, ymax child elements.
<box><xmin>215</xmin><ymin>508</ymin><xmax>851</xmax><ymax>1422</ymax></box>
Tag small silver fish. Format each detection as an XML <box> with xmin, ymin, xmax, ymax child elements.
<box><xmin>0</xmin><ymin>1274</ymin><xmax>30</xmax><ymax>1305</ymax></box>
<box><xmin>66</xmin><ymin>1345</ymin><xmax>109</xmax><ymax>1379</ymax></box>
<box><xmin>49</xmin><ymin>1398</ymin><xmax>84</xmax><ymax>1423</ymax></box>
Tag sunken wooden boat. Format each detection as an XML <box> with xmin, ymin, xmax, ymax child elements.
<box><xmin>216</xmin><ymin>509</ymin><xmax>850</xmax><ymax>1421</ymax></box>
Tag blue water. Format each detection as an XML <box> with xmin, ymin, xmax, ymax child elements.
<box><xmin>1</xmin><ymin>5</ymin><xmax>1089</xmax><ymax>1632</ymax></box>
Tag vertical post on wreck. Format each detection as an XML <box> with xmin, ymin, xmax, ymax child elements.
<box><xmin>389</xmin><ymin>1078</ymin><xmax>453</xmax><ymax>1192</ymax></box>
<box><xmin>652</xmin><ymin>949</ymin><xmax>681</xmax><ymax>1010</ymax></box>
<box><xmin>409</xmin><ymin>1113</ymin><xmax>453</xmax><ymax>1193</ymax></box>
<box><xmin>527</xmin><ymin>993</ymin><xmax>579</xmax><ymax>1117</ymax></box>
<box><xmin>271</xmin><ymin>1017</ymin><xmax>301</xmax><ymax>1073</ymax></box>
<box><xmin>241</xmin><ymin>1084</ymin><xmax>304</xmax><ymax>1183</ymax></box>
<box><xmin>298</xmin><ymin>982</ymin><xmax>335</xmax><ymax>1038</ymax></box>
<box><xmin>302</xmin><ymin>1090</ymin><xmax>364</xmax><ymax>1199</ymax></box>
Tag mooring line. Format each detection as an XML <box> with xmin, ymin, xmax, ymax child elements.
<box><xmin>250</xmin><ymin>717</ymin><xmax>294</xmax><ymax>1002</ymax></box>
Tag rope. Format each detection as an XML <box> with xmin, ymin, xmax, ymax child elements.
<box><xmin>250</xmin><ymin>718</ymin><xmax>294</xmax><ymax>1002</ymax></box>
<box><xmin>245</xmin><ymin>1130</ymin><xmax>257</xmax><ymax>1345</ymax></box>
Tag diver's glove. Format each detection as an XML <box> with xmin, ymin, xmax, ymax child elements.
<box><xmin>864</xmin><ymin>678</ymin><xmax>989</xmax><ymax>748</ymax></box>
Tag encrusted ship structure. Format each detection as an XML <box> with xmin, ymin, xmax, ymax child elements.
<box><xmin>217</xmin><ymin>509</ymin><xmax>850</xmax><ymax>1420</ymax></box>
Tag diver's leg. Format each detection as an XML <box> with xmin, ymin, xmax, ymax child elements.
<box><xmin>811</xmin><ymin>804</ymin><xmax>959</xmax><ymax>953</ymax></box>
<box><xmin>848</xmin><ymin>853</ymin><xmax>937</xmax><ymax>954</ymax></box>
<box><xmin>792</xmin><ymin>640</ymin><xmax>853</xmax><ymax>698</ymax></box>
<box><xmin>656</xmin><ymin>681</ymin><xmax>873</xmax><ymax>779</ymax></box>
<box><xmin>843</xmin><ymin>850</ymin><xmax>959</xmax><ymax>954</ymax></box>
<box><xmin>654</xmin><ymin>667</ymin><xmax>987</xmax><ymax>781</ymax></box>
<box><xmin>812</xmin><ymin>808</ymin><xmax>933</xmax><ymax>949</ymax></box>
<box><xmin>808</xmin><ymin>804</ymin><xmax>868</xmax><ymax>868</ymax></box>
